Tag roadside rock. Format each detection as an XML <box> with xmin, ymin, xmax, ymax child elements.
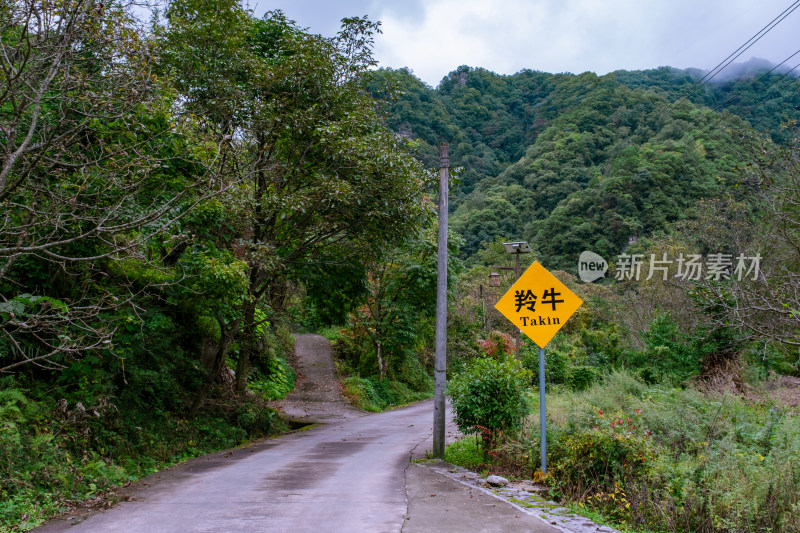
<box><xmin>517</xmin><ymin>481</ymin><xmax>550</xmax><ymax>495</ymax></box>
<box><xmin>486</xmin><ymin>475</ymin><xmax>509</xmax><ymax>487</ymax></box>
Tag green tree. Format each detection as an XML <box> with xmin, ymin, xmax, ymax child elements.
<box><xmin>688</xmin><ymin>127</ymin><xmax>800</xmax><ymax>359</ymax></box>
<box><xmin>166</xmin><ymin>242</ymin><xmax>249</xmax><ymax>416</ymax></box>
<box><xmin>448</xmin><ymin>355</ymin><xmax>531</xmax><ymax>448</ymax></box>
<box><xmin>347</xmin><ymin>227</ymin><xmax>460</xmax><ymax>380</ymax></box>
<box><xmin>0</xmin><ymin>0</ymin><xmax>213</xmax><ymax>371</ymax></box>
<box><xmin>159</xmin><ymin>3</ymin><xmax>430</xmax><ymax>394</ymax></box>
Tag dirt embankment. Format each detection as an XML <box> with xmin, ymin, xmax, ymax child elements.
<box><xmin>270</xmin><ymin>334</ymin><xmax>364</xmax><ymax>422</ymax></box>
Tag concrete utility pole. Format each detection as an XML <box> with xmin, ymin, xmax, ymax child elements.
<box><xmin>433</xmin><ymin>143</ymin><xmax>449</xmax><ymax>459</ymax></box>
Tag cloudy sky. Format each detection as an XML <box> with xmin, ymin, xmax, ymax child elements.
<box><xmin>254</xmin><ymin>0</ymin><xmax>800</xmax><ymax>87</ymax></box>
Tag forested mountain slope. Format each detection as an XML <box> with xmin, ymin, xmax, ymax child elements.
<box><xmin>370</xmin><ymin>65</ymin><xmax>800</xmax><ymax>265</ymax></box>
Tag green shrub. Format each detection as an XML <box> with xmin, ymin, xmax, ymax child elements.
<box><xmin>520</xmin><ymin>340</ymin><xmax>603</xmax><ymax>391</ymax></box>
<box><xmin>630</xmin><ymin>313</ymin><xmax>702</xmax><ymax>383</ymax></box>
<box><xmin>548</xmin><ymin>410</ymin><xmax>655</xmax><ymax>513</ymax></box>
<box><xmin>568</xmin><ymin>366</ymin><xmax>600</xmax><ymax>390</ymax></box>
<box><xmin>448</xmin><ymin>355</ymin><xmax>532</xmax><ymax>447</ymax></box>
<box><xmin>341</xmin><ymin>375</ymin><xmax>431</xmax><ymax>412</ymax></box>
<box><xmin>580</xmin><ymin>322</ymin><xmax>627</xmax><ymax>367</ymax></box>
<box><xmin>522</xmin><ymin>345</ymin><xmax>571</xmax><ymax>387</ymax></box>
<box><xmin>396</xmin><ymin>355</ymin><xmax>434</xmax><ymax>393</ymax></box>
<box><xmin>341</xmin><ymin>375</ymin><xmax>374</xmax><ymax>411</ymax></box>
<box><xmin>249</xmin><ymin>357</ymin><xmax>295</xmax><ymax>401</ymax></box>
<box><xmin>235</xmin><ymin>404</ymin><xmax>280</xmax><ymax>435</ymax></box>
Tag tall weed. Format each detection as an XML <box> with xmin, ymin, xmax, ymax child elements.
<box><xmin>502</xmin><ymin>370</ymin><xmax>800</xmax><ymax>532</ymax></box>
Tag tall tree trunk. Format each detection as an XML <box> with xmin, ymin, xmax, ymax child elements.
<box><xmin>189</xmin><ymin>316</ymin><xmax>239</xmax><ymax>418</ymax></box>
<box><xmin>376</xmin><ymin>341</ymin><xmax>389</xmax><ymax>381</ymax></box>
<box><xmin>236</xmin><ymin>300</ymin><xmax>257</xmax><ymax>395</ymax></box>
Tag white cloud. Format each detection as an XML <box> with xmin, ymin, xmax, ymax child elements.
<box><xmin>258</xmin><ymin>0</ymin><xmax>800</xmax><ymax>87</ymax></box>
<box><xmin>370</xmin><ymin>0</ymin><xmax>800</xmax><ymax>86</ymax></box>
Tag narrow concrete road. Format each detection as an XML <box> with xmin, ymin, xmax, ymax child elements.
<box><xmin>40</xmin><ymin>401</ymin><xmax>444</xmax><ymax>532</ymax></box>
<box><xmin>36</xmin><ymin>335</ymin><xmax>560</xmax><ymax>533</ymax></box>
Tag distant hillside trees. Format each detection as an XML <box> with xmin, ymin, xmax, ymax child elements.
<box><xmin>370</xmin><ymin>65</ymin><xmax>800</xmax><ymax>265</ymax></box>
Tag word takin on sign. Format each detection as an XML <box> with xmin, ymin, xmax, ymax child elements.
<box><xmin>520</xmin><ymin>316</ymin><xmax>561</xmax><ymax>327</ymax></box>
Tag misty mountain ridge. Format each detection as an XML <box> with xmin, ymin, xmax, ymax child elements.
<box><xmin>704</xmin><ymin>56</ymin><xmax>799</xmax><ymax>83</ymax></box>
<box><xmin>614</xmin><ymin>57</ymin><xmax>798</xmax><ymax>84</ymax></box>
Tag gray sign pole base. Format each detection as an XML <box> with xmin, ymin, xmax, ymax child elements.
<box><xmin>539</xmin><ymin>347</ymin><xmax>547</xmax><ymax>473</ymax></box>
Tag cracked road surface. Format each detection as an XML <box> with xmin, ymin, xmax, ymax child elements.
<box><xmin>40</xmin><ymin>400</ymin><xmax>445</xmax><ymax>532</ymax></box>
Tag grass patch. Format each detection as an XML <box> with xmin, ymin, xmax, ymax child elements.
<box><xmin>340</xmin><ymin>375</ymin><xmax>431</xmax><ymax>412</ymax></box>
<box><xmin>507</xmin><ymin>497</ymin><xmax>538</xmax><ymax>508</ymax></box>
<box><xmin>444</xmin><ymin>436</ymin><xmax>488</xmax><ymax>471</ymax></box>
<box><xmin>316</xmin><ymin>326</ymin><xmax>346</xmax><ymax>343</ymax></box>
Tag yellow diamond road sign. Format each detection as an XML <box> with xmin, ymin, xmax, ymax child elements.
<box><xmin>495</xmin><ymin>261</ymin><xmax>583</xmax><ymax>349</ymax></box>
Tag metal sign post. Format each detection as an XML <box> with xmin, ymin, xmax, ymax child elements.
<box><xmin>539</xmin><ymin>347</ymin><xmax>547</xmax><ymax>472</ymax></box>
<box><xmin>494</xmin><ymin>261</ymin><xmax>583</xmax><ymax>474</ymax></box>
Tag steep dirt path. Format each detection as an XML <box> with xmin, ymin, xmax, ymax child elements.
<box><xmin>270</xmin><ymin>333</ymin><xmax>364</xmax><ymax>422</ymax></box>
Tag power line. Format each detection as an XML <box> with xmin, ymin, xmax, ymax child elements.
<box><xmin>604</xmin><ymin>0</ymin><xmax>800</xmax><ymax>163</ymax></box>
<box><xmin>681</xmin><ymin>0</ymin><xmax>800</xmax><ymax>104</ymax></box>
<box><xmin>703</xmin><ymin>50</ymin><xmax>800</xmax><ymax>135</ymax></box>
